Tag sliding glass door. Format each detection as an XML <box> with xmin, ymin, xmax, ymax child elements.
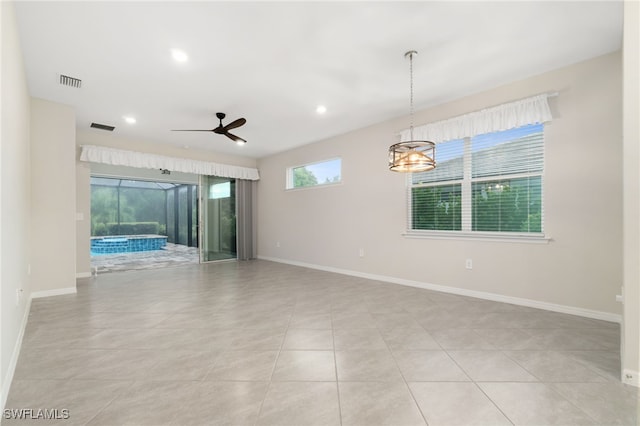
<box><xmin>200</xmin><ymin>176</ymin><xmax>236</xmax><ymax>262</ymax></box>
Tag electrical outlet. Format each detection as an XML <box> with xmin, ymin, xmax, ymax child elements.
<box><xmin>276</xmin><ymin>241</ymin><xmax>281</xmax><ymax>248</ymax></box>
<box><xmin>465</xmin><ymin>259</ymin><xmax>473</xmax><ymax>269</ymax></box>
<box><xmin>623</xmin><ymin>370</ymin><xmax>639</xmax><ymax>386</ymax></box>
<box><xmin>358</xmin><ymin>248</ymin><xmax>365</xmax><ymax>257</ymax></box>
<box><xmin>16</xmin><ymin>288</ymin><xmax>23</xmax><ymax>306</ymax></box>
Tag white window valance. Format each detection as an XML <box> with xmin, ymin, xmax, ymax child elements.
<box><xmin>80</xmin><ymin>145</ymin><xmax>260</xmax><ymax>181</ymax></box>
<box><xmin>400</xmin><ymin>93</ymin><xmax>554</xmax><ymax>143</ymax></box>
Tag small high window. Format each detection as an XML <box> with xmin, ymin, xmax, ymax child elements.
<box><xmin>286</xmin><ymin>158</ymin><xmax>342</xmax><ymax>190</ymax></box>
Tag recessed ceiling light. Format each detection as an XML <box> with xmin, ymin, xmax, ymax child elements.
<box><xmin>316</xmin><ymin>105</ymin><xmax>327</xmax><ymax>114</ymax></box>
<box><xmin>123</xmin><ymin>116</ymin><xmax>136</xmax><ymax>124</ymax></box>
<box><xmin>171</xmin><ymin>49</ymin><xmax>188</xmax><ymax>63</ymax></box>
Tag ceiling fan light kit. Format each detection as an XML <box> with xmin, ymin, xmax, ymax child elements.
<box><xmin>172</xmin><ymin>112</ymin><xmax>247</xmax><ymax>145</ymax></box>
<box><xmin>389</xmin><ymin>50</ymin><xmax>436</xmax><ymax>173</ymax></box>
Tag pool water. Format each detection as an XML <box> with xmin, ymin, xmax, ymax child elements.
<box><xmin>91</xmin><ymin>235</ymin><xmax>168</xmax><ymax>255</ymax></box>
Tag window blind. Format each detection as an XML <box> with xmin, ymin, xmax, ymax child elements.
<box><xmin>469</xmin><ymin>124</ymin><xmax>544</xmax><ymax>233</ymax></box>
<box><xmin>409</xmin><ymin>124</ymin><xmax>545</xmax><ymax>235</ymax></box>
<box><xmin>471</xmin><ymin>124</ymin><xmax>544</xmax><ymax>178</ymax></box>
<box><xmin>410</xmin><ymin>139</ymin><xmax>465</xmax><ymax>231</ymax></box>
<box><xmin>412</xmin><ymin>139</ymin><xmax>465</xmax><ymax>185</ymax></box>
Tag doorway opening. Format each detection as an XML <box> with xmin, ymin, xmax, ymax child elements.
<box><xmin>90</xmin><ymin>176</ymin><xmax>199</xmax><ymax>273</ymax></box>
<box><xmin>201</xmin><ymin>176</ymin><xmax>237</xmax><ymax>262</ymax></box>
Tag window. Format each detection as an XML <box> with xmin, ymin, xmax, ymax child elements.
<box><xmin>209</xmin><ymin>181</ymin><xmax>231</xmax><ymax>199</ymax></box>
<box><xmin>287</xmin><ymin>158</ymin><xmax>342</xmax><ymax>189</ymax></box>
<box><xmin>411</xmin><ymin>139</ymin><xmax>464</xmax><ymax>231</ymax></box>
<box><xmin>410</xmin><ymin>123</ymin><xmax>544</xmax><ymax>236</ymax></box>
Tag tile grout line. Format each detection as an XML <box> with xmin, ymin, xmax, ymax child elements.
<box><xmin>380</xmin><ymin>316</ymin><xmax>430</xmax><ymax>426</ymax></box>
<box><xmin>544</xmin><ymin>382</ymin><xmax>603</xmax><ymax>425</ymax></box>
<box><xmin>330</xmin><ymin>306</ymin><xmax>344</xmax><ymax>426</ymax></box>
<box><xmin>252</xmin><ymin>299</ymin><xmax>293</xmax><ymax>425</ymax></box>
<box><xmin>473</xmin><ymin>381</ymin><xmax>516</xmax><ymax>426</ymax></box>
<box><xmin>80</xmin><ymin>379</ymin><xmax>138</xmax><ymax>426</ymax></box>
<box><xmin>442</xmin><ymin>348</ymin><xmax>517</xmax><ymax>425</ymax></box>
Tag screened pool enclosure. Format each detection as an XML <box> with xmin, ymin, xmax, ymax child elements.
<box><xmin>90</xmin><ymin>173</ymin><xmax>252</xmax><ymax>269</ymax></box>
<box><xmin>90</xmin><ymin>177</ymin><xmax>198</xmax><ymax>249</ymax></box>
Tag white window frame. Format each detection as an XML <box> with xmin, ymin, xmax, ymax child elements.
<box><xmin>286</xmin><ymin>157</ymin><xmax>342</xmax><ymax>190</ymax></box>
<box><xmin>405</xmin><ymin>130</ymin><xmax>549</xmax><ymax>243</ymax></box>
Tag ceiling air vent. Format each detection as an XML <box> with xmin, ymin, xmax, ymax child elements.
<box><xmin>90</xmin><ymin>122</ymin><xmax>115</xmax><ymax>132</ymax></box>
<box><xmin>59</xmin><ymin>74</ymin><xmax>82</xmax><ymax>88</ymax></box>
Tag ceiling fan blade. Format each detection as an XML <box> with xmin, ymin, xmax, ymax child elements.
<box><xmin>225</xmin><ymin>131</ymin><xmax>247</xmax><ymax>143</ymax></box>
<box><xmin>223</xmin><ymin>118</ymin><xmax>246</xmax><ymax>131</ymax></box>
<box><xmin>172</xmin><ymin>113</ymin><xmax>246</xmax><ymax>142</ymax></box>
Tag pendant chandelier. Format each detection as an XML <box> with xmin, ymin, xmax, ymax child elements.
<box><xmin>388</xmin><ymin>51</ymin><xmax>436</xmax><ymax>173</ymax></box>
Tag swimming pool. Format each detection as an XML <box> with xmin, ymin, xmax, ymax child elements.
<box><xmin>91</xmin><ymin>235</ymin><xmax>168</xmax><ymax>255</ymax></box>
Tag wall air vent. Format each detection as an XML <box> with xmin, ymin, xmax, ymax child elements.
<box><xmin>90</xmin><ymin>122</ymin><xmax>115</xmax><ymax>132</ymax></box>
<box><xmin>59</xmin><ymin>74</ymin><xmax>82</xmax><ymax>88</ymax></box>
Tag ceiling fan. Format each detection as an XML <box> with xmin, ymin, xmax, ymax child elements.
<box><xmin>172</xmin><ymin>112</ymin><xmax>247</xmax><ymax>144</ymax></box>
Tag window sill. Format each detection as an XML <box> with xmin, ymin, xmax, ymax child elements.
<box><xmin>285</xmin><ymin>181</ymin><xmax>343</xmax><ymax>192</ymax></box>
<box><xmin>402</xmin><ymin>231</ymin><xmax>552</xmax><ymax>244</ymax></box>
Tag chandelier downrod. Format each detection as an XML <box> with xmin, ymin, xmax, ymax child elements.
<box><xmin>405</xmin><ymin>50</ymin><xmax>417</xmax><ymax>141</ymax></box>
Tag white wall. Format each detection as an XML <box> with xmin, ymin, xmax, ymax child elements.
<box><xmin>258</xmin><ymin>52</ymin><xmax>623</xmax><ymax>320</ymax></box>
<box><xmin>622</xmin><ymin>0</ymin><xmax>640</xmax><ymax>386</ymax></box>
<box><xmin>76</xmin><ymin>161</ymin><xmax>91</xmax><ymax>277</ymax></box>
<box><xmin>30</xmin><ymin>99</ymin><xmax>77</xmax><ymax>295</ymax></box>
<box><xmin>0</xmin><ymin>1</ymin><xmax>32</xmax><ymax>408</ymax></box>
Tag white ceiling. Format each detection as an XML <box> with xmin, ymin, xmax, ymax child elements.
<box><xmin>14</xmin><ymin>1</ymin><xmax>623</xmax><ymax>159</ymax></box>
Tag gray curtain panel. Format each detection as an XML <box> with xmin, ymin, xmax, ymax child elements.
<box><xmin>236</xmin><ymin>179</ymin><xmax>256</xmax><ymax>260</ymax></box>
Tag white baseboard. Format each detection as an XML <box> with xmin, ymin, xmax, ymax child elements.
<box><xmin>2</xmin><ymin>285</ymin><xmax>78</xmax><ymax>409</ymax></box>
<box><xmin>1</xmin><ymin>296</ymin><xmax>32</xmax><ymax>411</ymax></box>
<box><xmin>31</xmin><ymin>287</ymin><xmax>77</xmax><ymax>299</ymax></box>
<box><xmin>258</xmin><ymin>256</ymin><xmax>621</xmax><ymax>324</ymax></box>
<box><xmin>76</xmin><ymin>272</ymin><xmax>91</xmax><ymax>278</ymax></box>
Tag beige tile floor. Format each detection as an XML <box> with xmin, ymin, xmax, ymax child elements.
<box><xmin>5</xmin><ymin>260</ymin><xmax>639</xmax><ymax>425</ymax></box>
